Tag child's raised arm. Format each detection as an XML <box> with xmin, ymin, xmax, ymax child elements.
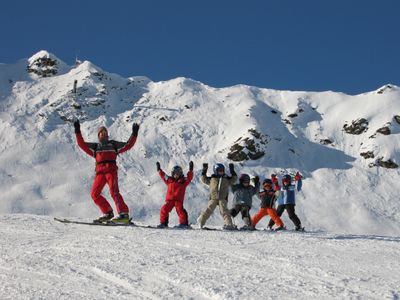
<box><xmin>185</xmin><ymin>161</ymin><xmax>194</xmax><ymax>186</ymax></box>
<box><xmin>200</xmin><ymin>163</ymin><xmax>211</xmax><ymax>185</ymax></box>
<box><xmin>295</xmin><ymin>172</ymin><xmax>303</xmax><ymax>191</ymax></box>
<box><xmin>157</xmin><ymin>162</ymin><xmax>169</xmax><ymax>185</ymax></box>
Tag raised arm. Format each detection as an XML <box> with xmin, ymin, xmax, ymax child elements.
<box><xmin>228</xmin><ymin>163</ymin><xmax>238</xmax><ymax>185</ymax></box>
<box><xmin>74</xmin><ymin>120</ymin><xmax>96</xmax><ymax>157</ymax></box>
<box><xmin>114</xmin><ymin>123</ymin><xmax>139</xmax><ymax>154</ymax></box>
<box><xmin>271</xmin><ymin>174</ymin><xmax>281</xmax><ymax>191</ymax></box>
<box><xmin>295</xmin><ymin>172</ymin><xmax>302</xmax><ymax>192</ymax></box>
<box><xmin>200</xmin><ymin>163</ymin><xmax>211</xmax><ymax>185</ymax></box>
<box><xmin>184</xmin><ymin>161</ymin><xmax>194</xmax><ymax>186</ymax></box>
<box><xmin>157</xmin><ymin>162</ymin><xmax>169</xmax><ymax>185</ymax></box>
<box><xmin>251</xmin><ymin>176</ymin><xmax>260</xmax><ymax>195</ymax></box>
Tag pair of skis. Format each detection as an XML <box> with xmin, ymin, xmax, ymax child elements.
<box><xmin>54</xmin><ymin>218</ymin><xmax>192</xmax><ymax>230</ymax></box>
<box><xmin>54</xmin><ymin>218</ymin><xmax>305</xmax><ymax>232</ymax></box>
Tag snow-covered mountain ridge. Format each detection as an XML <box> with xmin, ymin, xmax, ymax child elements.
<box><xmin>1</xmin><ymin>50</ymin><xmax>399</xmax><ymax>235</ymax></box>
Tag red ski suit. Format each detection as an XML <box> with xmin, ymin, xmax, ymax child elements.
<box><xmin>159</xmin><ymin>169</ymin><xmax>193</xmax><ymax>225</ymax></box>
<box><xmin>76</xmin><ymin>132</ymin><xmax>137</xmax><ymax>214</ymax></box>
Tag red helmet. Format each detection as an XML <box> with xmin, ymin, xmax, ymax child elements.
<box><xmin>282</xmin><ymin>174</ymin><xmax>292</xmax><ymax>185</ymax></box>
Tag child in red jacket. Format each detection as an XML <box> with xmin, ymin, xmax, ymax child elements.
<box><xmin>156</xmin><ymin>161</ymin><xmax>194</xmax><ymax>228</ymax></box>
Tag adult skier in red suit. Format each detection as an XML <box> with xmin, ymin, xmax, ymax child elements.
<box><xmin>74</xmin><ymin>120</ymin><xmax>139</xmax><ymax>224</ymax></box>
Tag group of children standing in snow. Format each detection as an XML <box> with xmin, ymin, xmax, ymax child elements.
<box><xmin>156</xmin><ymin>161</ymin><xmax>304</xmax><ymax>231</ymax></box>
<box><xmin>74</xmin><ymin>120</ymin><xmax>304</xmax><ymax>230</ymax></box>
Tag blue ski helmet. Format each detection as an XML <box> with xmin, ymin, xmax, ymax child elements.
<box><xmin>282</xmin><ymin>174</ymin><xmax>292</xmax><ymax>185</ymax></box>
<box><xmin>213</xmin><ymin>163</ymin><xmax>225</xmax><ymax>174</ymax></box>
<box><xmin>171</xmin><ymin>165</ymin><xmax>183</xmax><ymax>177</ymax></box>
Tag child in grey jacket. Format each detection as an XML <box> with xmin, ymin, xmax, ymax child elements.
<box><xmin>229</xmin><ymin>174</ymin><xmax>260</xmax><ymax>229</ymax></box>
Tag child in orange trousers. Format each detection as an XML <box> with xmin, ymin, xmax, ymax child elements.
<box><xmin>251</xmin><ymin>177</ymin><xmax>285</xmax><ymax>231</ymax></box>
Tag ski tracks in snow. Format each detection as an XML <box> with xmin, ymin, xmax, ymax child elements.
<box><xmin>1</xmin><ymin>215</ymin><xmax>399</xmax><ymax>299</ymax></box>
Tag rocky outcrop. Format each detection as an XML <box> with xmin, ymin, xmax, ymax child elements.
<box><xmin>27</xmin><ymin>53</ymin><xmax>59</xmax><ymax>77</ymax></box>
<box><xmin>343</xmin><ymin>118</ymin><xmax>369</xmax><ymax>135</ymax></box>
<box><xmin>377</xmin><ymin>84</ymin><xmax>393</xmax><ymax>94</ymax></box>
<box><xmin>320</xmin><ymin>139</ymin><xmax>333</xmax><ymax>145</ymax></box>
<box><xmin>376</xmin><ymin>126</ymin><xmax>391</xmax><ymax>135</ymax></box>
<box><xmin>369</xmin><ymin>157</ymin><xmax>398</xmax><ymax>169</ymax></box>
<box><xmin>227</xmin><ymin>129</ymin><xmax>268</xmax><ymax>161</ymax></box>
<box><xmin>360</xmin><ymin>151</ymin><xmax>375</xmax><ymax>159</ymax></box>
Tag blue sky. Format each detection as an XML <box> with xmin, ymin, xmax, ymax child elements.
<box><xmin>1</xmin><ymin>0</ymin><xmax>399</xmax><ymax>94</ymax></box>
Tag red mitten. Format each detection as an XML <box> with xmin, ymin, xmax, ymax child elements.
<box><xmin>271</xmin><ymin>174</ymin><xmax>281</xmax><ymax>190</ymax></box>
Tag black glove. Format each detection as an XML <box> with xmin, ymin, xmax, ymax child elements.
<box><xmin>156</xmin><ymin>162</ymin><xmax>161</xmax><ymax>171</ymax></box>
<box><xmin>253</xmin><ymin>176</ymin><xmax>260</xmax><ymax>185</ymax></box>
<box><xmin>132</xmin><ymin>123</ymin><xmax>140</xmax><ymax>136</ymax></box>
<box><xmin>202</xmin><ymin>163</ymin><xmax>208</xmax><ymax>175</ymax></box>
<box><xmin>74</xmin><ymin>120</ymin><xmax>80</xmax><ymax>134</ymax></box>
<box><xmin>229</xmin><ymin>163</ymin><xmax>236</xmax><ymax>176</ymax></box>
<box><xmin>189</xmin><ymin>161</ymin><xmax>194</xmax><ymax>171</ymax></box>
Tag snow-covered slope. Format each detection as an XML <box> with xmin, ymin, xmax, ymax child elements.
<box><xmin>1</xmin><ymin>214</ymin><xmax>399</xmax><ymax>299</ymax></box>
<box><xmin>1</xmin><ymin>51</ymin><xmax>400</xmax><ymax>235</ymax></box>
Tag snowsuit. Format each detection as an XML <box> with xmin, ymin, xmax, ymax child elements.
<box><xmin>198</xmin><ymin>173</ymin><xmax>237</xmax><ymax>227</ymax></box>
<box><xmin>268</xmin><ymin>178</ymin><xmax>302</xmax><ymax>228</ymax></box>
<box><xmin>159</xmin><ymin>169</ymin><xmax>193</xmax><ymax>225</ymax></box>
<box><xmin>252</xmin><ymin>188</ymin><xmax>284</xmax><ymax>228</ymax></box>
<box><xmin>230</xmin><ymin>182</ymin><xmax>260</xmax><ymax>226</ymax></box>
<box><xmin>76</xmin><ymin>132</ymin><xmax>137</xmax><ymax>214</ymax></box>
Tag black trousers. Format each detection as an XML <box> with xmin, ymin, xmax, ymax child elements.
<box><xmin>230</xmin><ymin>205</ymin><xmax>251</xmax><ymax>225</ymax></box>
<box><xmin>268</xmin><ymin>204</ymin><xmax>301</xmax><ymax>228</ymax></box>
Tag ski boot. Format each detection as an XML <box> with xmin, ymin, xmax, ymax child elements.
<box><xmin>267</xmin><ymin>225</ymin><xmax>274</xmax><ymax>231</ymax></box>
<box><xmin>175</xmin><ymin>223</ymin><xmax>191</xmax><ymax>229</ymax></box>
<box><xmin>240</xmin><ymin>225</ymin><xmax>254</xmax><ymax>231</ymax></box>
<box><xmin>110</xmin><ymin>213</ymin><xmax>130</xmax><ymax>224</ymax></box>
<box><xmin>274</xmin><ymin>226</ymin><xmax>286</xmax><ymax>231</ymax></box>
<box><xmin>93</xmin><ymin>211</ymin><xmax>114</xmax><ymax>223</ymax></box>
<box><xmin>157</xmin><ymin>222</ymin><xmax>168</xmax><ymax>229</ymax></box>
<box><xmin>223</xmin><ymin>224</ymin><xmax>238</xmax><ymax>231</ymax></box>
<box><xmin>295</xmin><ymin>225</ymin><xmax>305</xmax><ymax>232</ymax></box>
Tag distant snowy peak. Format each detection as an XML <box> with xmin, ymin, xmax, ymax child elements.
<box><xmin>27</xmin><ymin>50</ymin><xmax>70</xmax><ymax>78</ymax></box>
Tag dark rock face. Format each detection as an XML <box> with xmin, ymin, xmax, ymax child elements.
<box><xmin>369</xmin><ymin>157</ymin><xmax>398</xmax><ymax>169</ymax></box>
<box><xmin>283</xmin><ymin>119</ymin><xmax>291</xmax><ymax>125</ymax></box>
<box><xmin>287</xmin><ymin>113</ymin><xmax>298</xmax><ymax>118</ymax></box>
<box><xmin>377</xmin><ymin>85</ymin><xmax>393</xmax><ymax>94</ymax></box>
<box><xmin>227</xmin><ymin>129</ymin><xmax>267</xmax><ymax>161</ymax></box>
<box><xmin>376</xmin><ymin>126</ymin><xmax>391</xmax><ymax>135</ymax></box>
<box><xmin>320</xmin><ymin>139</ymin><xmax>333</xmax><ymax>145</ymax></box>
<box><xmin>360</xmin><ymin>151</ymin><xmax>375</xmax><ymax>159</ymax></box>
<box><xmin>27</xmin><ymin>56</ymin><xmax>58</xmax><ymax>77</ymax></box>
<box><xmin>377</xmin><ymin>158</ymin><xmax>398</xmax><ymax>169</ymax></box>
<box><xmin>343</xmin><ymin>118</ymin><xmax>369</xmax><ymax>135</ymax></box>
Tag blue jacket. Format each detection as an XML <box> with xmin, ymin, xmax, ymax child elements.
<box><xmin>277</xmin><ymin>178</ymin><xmax>302</xmax><ymax>205</ymax></box>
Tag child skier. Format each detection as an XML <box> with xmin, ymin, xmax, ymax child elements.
<box><xmin>251</xmin><ymin>177</ymin><xmax>285</xmax><ymax>231</ymax></box>
<box><xmin>197</xmin><ymin>163</ymin><xmax>237</xmax><ymax>230</ymax></box>
<box><xmin>73</xmin><ymin>120</ymin><xmax>139</xmax><ymax>224</ymax></box>
<box><xmin>229</xmin><ymin>174</ymin><xmax>260</xmax><ymax>230</ymax></box>
<box><xmin>268</xmin><ymin>172</ymin><xmax>304</xmax><ymax>231</ymax></box>
<box><xmin>156</xmin><ymin>161</ymin><xmax>194</xmax><ymax>229</ymax></box>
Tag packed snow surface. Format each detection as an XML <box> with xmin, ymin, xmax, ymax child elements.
<box><xmin>0</xmin><ymin>215</ymin><xmax>399</xmax><ymax>300</ymax></box>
